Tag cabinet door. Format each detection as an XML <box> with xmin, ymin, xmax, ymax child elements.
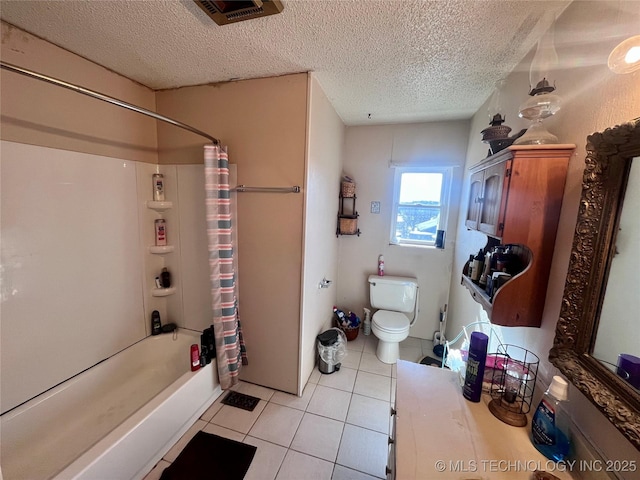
<box><xmin>465</xmin><ymin>170</ymin><xmax>484</xmax><ymax>230</ymax></box>
<box><xmin>478</xmin><ymin>161</ymin><xmax>509</xmax><ymax>237</ymax></box>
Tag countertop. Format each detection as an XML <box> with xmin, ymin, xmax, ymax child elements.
<box><xmin>395</xmin><ymin>360</ymin><xmax>574</xmax><ymax>480</ymax></box>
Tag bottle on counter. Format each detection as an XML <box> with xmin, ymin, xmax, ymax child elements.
<box><xmin>531</xmin><ymin>376</ymin><xmax>571</xmax><ymax>462</ymax></box>
<box><xmin>462</xmin><ymin>331</ymin><xmax>489</xmax><ymax>402</ymax></box>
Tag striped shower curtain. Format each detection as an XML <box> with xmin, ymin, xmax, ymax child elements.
<box><xmin>204</xmin><ymin>145</ymin><xmax>247</xmax><ymax>390</ymax></box>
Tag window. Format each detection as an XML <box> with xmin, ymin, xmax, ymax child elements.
<box><xmin>390</xmin><ymin>167</ymin><xmax>451</xmax><ymax>246</ymax></box>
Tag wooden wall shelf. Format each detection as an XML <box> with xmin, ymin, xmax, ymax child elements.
<box><xmin>462</xmin><ymin>144</ymin><xmax>575</xmax><ymax>327</ymax></box>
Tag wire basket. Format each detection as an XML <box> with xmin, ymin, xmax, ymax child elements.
<box><xmin>487</xmin><ymin>345</ymin><xmax>539</xmax><ymax>427</ymax></box>
<box><xmin>341</xmin><ymin>181</ymin><xmax>356</xmax><ymax>197</ymax></box>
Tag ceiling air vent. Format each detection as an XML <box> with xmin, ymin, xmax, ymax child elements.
<box><xmin>195</xmin><ymin>0</ymin><xmax>284</xmax><ymax>26</ymax></box>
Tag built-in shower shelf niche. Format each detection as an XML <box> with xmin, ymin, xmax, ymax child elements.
<box><xmin>148</xmin><ymin>245</ymin><xmax>175</xmax><ymax>255</ymax></box>
<box><xmin>151</xmin><ymin>287</ymin><xmax>177</xmax><ymax>297</ymax></box>
<box><xmin>146</xmin><ymin>200</ymin><xmax>173</xmax><ymax>212</ymax></box>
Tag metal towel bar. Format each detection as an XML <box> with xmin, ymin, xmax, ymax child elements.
<box><xmin>234</xmin><ymin>185</ymin><xmax>300</xmax><ymax>193</ymax></box>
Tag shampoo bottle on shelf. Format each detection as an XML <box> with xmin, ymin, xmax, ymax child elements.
<box><xmin>531</xmin><ymin>376</ymin><xmax>571</xmax><ymax>462</ymax></box>
<box><xmin>471</xmin><ymin>249</ymin><xmax>484</xmax><ymax>283</ymax></box>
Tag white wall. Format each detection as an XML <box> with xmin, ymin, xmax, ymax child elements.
<box><xmin>447</xmin><ymin>0</ymin><xmax>640</xmax><ymax>467</ymax></box>
<box><xmin>299</xmin><ymin>75</ymin><xmax>345</xmax><ymax>394</ymax></box>
<box><xmin>337</xmin><ymin>120</ymin><xmax>470</xmax><ymax>341</ymax></box>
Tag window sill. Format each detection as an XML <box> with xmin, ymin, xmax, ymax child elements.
<box><xmin>389</xmin><ymin>242</ymin><xmax>444</xmax><ymax>250</ymax></box>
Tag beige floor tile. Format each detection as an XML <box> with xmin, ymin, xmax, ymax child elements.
<box><xmin>307</xmin><ymin>368</ymin><xmax>322</xmax><ymax>384</ymax></box>
<box><xmin>332</xmin><ymin>464</ymin><xmax>380</xmax><ymax>480</ymax></box>
<box><xmin>290</xmin><ymin>413</ymin><xmax>344</xmax><ymax>462</ymax></box>
<box><xmin>231</xmin><ymin>380</ymin><xmax>275</xmax><ymax>401</ymax></box>
<box><xmin>275</xmin><ymin>450</ymin><xmax>334</xmax><ymax>480</ymax></box>
<box><xmin>400</xmin><ymin>336</ymin><xmax>423</xmax><ymax>348</ymax></box>
<box><xmin>248</xmin><ymin>403</ymin><xmax>304</xmax><ymax>447</ymax></box>
<box><xmin>142</xmin><ymin>460</ymin><xmax>171</xmax><ymax>480</ymax></box>
<box><xmin>341</xmin><ymin>350</ymin><xmax>362</xmax><ymax>370</ymax></box>
<box><xmin>336</xmin><ymin>424</ymin><xmax>388</xmax><ymax>479</ymax></box>
<box><xmin>391</xmin><ymin>378</ymin><xmax>397</xmax><ymax>405</ymax></box>
<box><xmin>353</xmin><ymin>371</ymin><xmax>392</xmax><ymax>401</ymax></box>
<box><xmin>318</xmin><ymin>366</ymin><xmax>357</xmax><ymax>392</ymax></box>
<box><xmin>358</xmin><ymin>352</ymin><xmax>392</xmax><ymax>377</ymax></box>
<box><xmin>200</xmin><ymin>396</ymin><xmax>224</xmax><ymax>422</ymax></box>
<box><xmin>398</xmin><ymin>345</ymin><xmax>423</xmax><ymax>363</ymax></box>
<box><xmin>345</xmin><ymin>333</ymin><xmax>366</xmax><ymax>352</ymax></box>
<box><xmin>210</xmin><ymin>400</ymin><xmax>266</xmax><ymax>434</ymax></box>
<box><xmin>363</xmin><ymin>336</ymin><xmax>378</xmax><ymax>355</ymax></box>
<box><xmin>346</xmin><ymin>394</ymin><xmax>390</xmax><ymax>434</ymax></box>
<box><xmin>271</xmin><ymin>382</ymin><xmax>316</xmax><ymax>411</ymax></box>
<box><xmin>307</xmin><ymin>385</ymin><xmax>352</xmax><ymax>422</ymax></box>
<box><xmin>202</xmin><ymin>422</ymin><xmax>246</xmax><ymax>442</ymax></box>
<box><xmin>243</xmin><ymin>436</ymin><xmax>288</xmax><ymax>480</ymax></box>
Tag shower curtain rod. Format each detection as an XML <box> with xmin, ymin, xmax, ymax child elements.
<box><xmin>234</xmin><ymin>185</ymin><xmax>300</xmax><ymax>193</ymax></box>
<box><xmin>0</xmin><ymin>61</ymin><xmax>220</xmax><ymax>145</ymax></box>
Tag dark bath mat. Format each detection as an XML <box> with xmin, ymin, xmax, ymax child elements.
<box><xmin>221</xmin><ymin>390</ymin><xmax>261</xmax><ymax>411</ymax></box>
<box><xmin>160</xmin><ymin>431</ymin><xmax>257</xmax><ymax>480</ymax></box>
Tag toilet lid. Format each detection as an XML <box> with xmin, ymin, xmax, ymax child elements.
<box><xmin>372</xmin><ymin>311</ymin><xmax>410</xmax><ymax>332</ymax></box>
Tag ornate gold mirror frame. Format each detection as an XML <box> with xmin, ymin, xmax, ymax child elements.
<box><xmin>550</xmin><ymin>118</ymin><xmax>640</xmax><ymax>449</ymax></box>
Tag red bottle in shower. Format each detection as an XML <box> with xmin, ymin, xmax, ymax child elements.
<box><xmin>190</xmin><ymin>344</ymin><xmax>201</xmax><ymax>372</ymax></box>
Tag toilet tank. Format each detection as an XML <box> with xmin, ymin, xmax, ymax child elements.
<box><xmin>368</xmin><ymin>275</ymin><xmax>418</xmax><ymax>313</ymax></box>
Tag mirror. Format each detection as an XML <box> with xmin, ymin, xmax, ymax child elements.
<box><xmin>592</xmin><ymin>157</ymin><xmax>640</xmax><ymax>383</ymax></box>
<box><xmin>550</xmin><ymin>118</ymin><xmax>640</xmax><ymax>449</ymax></box>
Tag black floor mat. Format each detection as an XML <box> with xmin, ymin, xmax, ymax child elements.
<box><xmin>160</xmin><ymin>431</ymin><xmax>256</xmax><ymax>480</ymax></box>
<box><xmin>221</xmin><ymin>391</ymin><xmax>261</xmax><ymax>411</ymax></box>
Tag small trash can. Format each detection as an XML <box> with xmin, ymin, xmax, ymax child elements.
<box><xmin>317</xmin><ymin>328</ymin><xmax>347</xmax><ymax>374</ymax></box>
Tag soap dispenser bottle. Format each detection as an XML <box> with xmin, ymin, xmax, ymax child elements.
<box><xmin>531</xmin><ymin>375</ymin><xmax>571</xmax><ymax>462</ymax></box>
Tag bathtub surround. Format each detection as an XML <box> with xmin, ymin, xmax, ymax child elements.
<box><xmin>204</xmin><ymin>144</ymin><xmax>247</xmax><ymax>389</ymax></box>
<box><xmin>2</xmin><ymin>330</ymin><xmax>221</xmax><ymax>480</ymax></box>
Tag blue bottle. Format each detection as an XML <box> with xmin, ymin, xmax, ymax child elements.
<box><xmin>462</xmin><ymin>332</ymin><xmax>489</xmax><ymax>402</ymax></box>
<box><xmin>532</xmin><ymin>376</ymin><xmax>571</xmax><ymax>462</ymax></box>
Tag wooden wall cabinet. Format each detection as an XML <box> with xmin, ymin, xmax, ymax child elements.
<box><xmin>462</xmin><ymin>145</ymin><xmax>575</xmax><ymax>327</ymax></box>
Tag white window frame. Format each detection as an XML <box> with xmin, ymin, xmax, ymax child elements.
<box><xmin>390</xmin><ymin>166</ymin><xmax>452</xmax><ymax>247</ymax></box>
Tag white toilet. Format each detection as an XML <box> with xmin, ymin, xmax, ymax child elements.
<box><xmin>368</xmin><ymin>275</ymin><xmax>419</xmax><ymax>364</ymax></box>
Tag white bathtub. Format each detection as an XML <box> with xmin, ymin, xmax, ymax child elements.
<box><xmin>1</xmin><ymin>330</ymin><xmax>222</xmax><ymax>480</ymax></box>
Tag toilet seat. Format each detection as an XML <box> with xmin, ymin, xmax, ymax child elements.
<box><xmin>372</xmin><ymin>310</ymin><xmax>410</xmax><ymax>333</ymax></box>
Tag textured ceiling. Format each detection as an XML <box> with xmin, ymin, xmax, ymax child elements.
<box><xmin>0</xmin><ymin>0</ymin><xmax>577</xmax><ymax>125</ymax></box>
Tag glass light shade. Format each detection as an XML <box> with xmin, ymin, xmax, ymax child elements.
<box><xmin>514</xmin><ymin>87</ymin><xmax>562</xmax><ymax>145</ymax></box>
<box><xmin>518</xmin><ymin>90</ymin><xmax>561</xmax><ymax>121</ymax></box>
<box><xmin>528</xmin><ymin>18</ymin><xmax>558</xmax><ymax>91</ymax></box>
<box><xmin>608</xmin><ymin>35</ymin><xmax>640</xmax><ymax>74</ymax></box>
<box><xmin>487</xmin><ymin>78</ymin><xmax>508</xmax><ymax>122</ymax></box>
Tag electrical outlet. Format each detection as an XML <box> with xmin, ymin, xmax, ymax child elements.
<box><xmin>371</xmin><ymin>201</ymin><xmax>380</xmax><ymax>214</ymax></box>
